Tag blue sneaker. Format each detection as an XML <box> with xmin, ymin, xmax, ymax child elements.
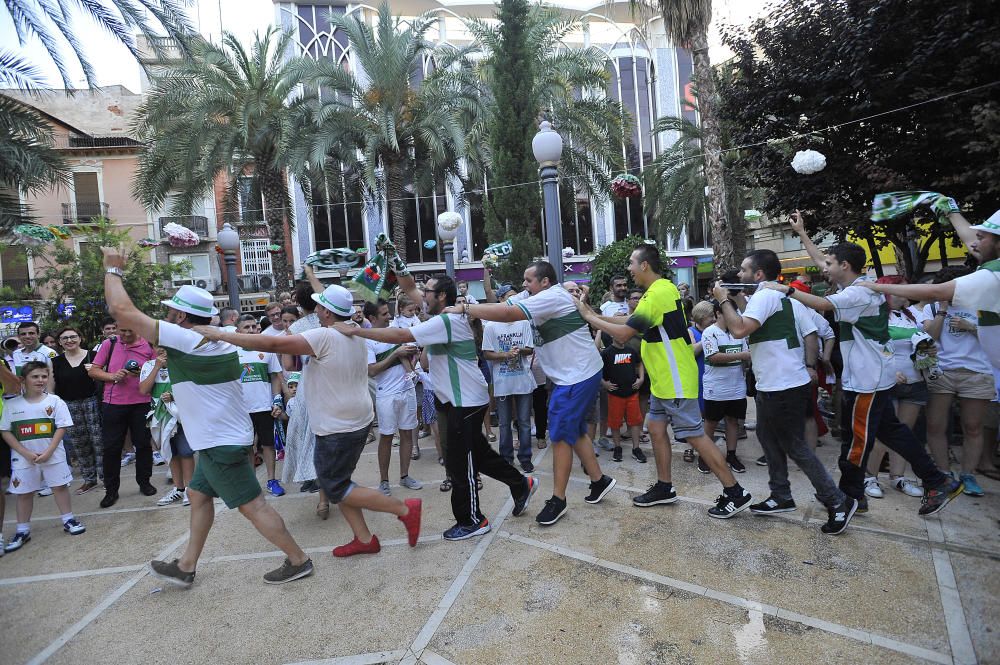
<box><xmin>443</xmin><ymin>519</ymin><xmax>491</xmax><ymax>541</ymax></box>
<box><xmin>267</xmin><ymin>479</ymin><xmax>286</xmax><ymax>497</ymax></box>
<box><xmin>959</xmin><ymin>474</ymin><xmax>984</xmax><ymax>497</ymax></box>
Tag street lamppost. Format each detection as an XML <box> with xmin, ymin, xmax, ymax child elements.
<box><xmin>532</xmin><ymin>119</ymin><xmax>564</xmax><ymax>283</ymax></box>
<box><xmin>217</xmin><ymin>222</ymin><xmax>240</xmax><ymax>310</ymax></box>
<box><xmin>436</xmin><ymin>211</ymin><xmax>464</xmax><ymax>278</ymax></box>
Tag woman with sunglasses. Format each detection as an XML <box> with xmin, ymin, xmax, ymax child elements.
<box><xmin>51</xmin><ymin>327</ymin><xmax>103</xmax><ymax>494</ymax></box>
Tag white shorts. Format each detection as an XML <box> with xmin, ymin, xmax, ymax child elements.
<box><xmin>376</xmin><ymin>389</ymin><xmax>418</xmax><ymax>435</ymax></box>
<box><xmin>8</xmin><ymin>445</ymin><xmax>73</xmax><ymax>494</ymax></box>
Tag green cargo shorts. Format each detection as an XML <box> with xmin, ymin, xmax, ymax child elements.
<box><xmin>188</xmin><ymin>445</ymin><xmax>261</xmax><ymax>509</ymax></box>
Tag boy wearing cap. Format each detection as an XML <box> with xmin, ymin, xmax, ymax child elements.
<box><xmin>101</xmin><ymin>253</ymin><xmax>314</xmax><ymax>586</ymax></box>
<box><xmin>197</xmin><ymin>284</ymin><xmax>423</xmax><ymax>558</ymax></box>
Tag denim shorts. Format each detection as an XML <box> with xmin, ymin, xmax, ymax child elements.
<box><xmin>890</xmin><ymin>380</ymin><xmax>929</xmax><ymax>406</ymax></box>
<box><xmin>648</xmin><ymin>396</ymin><xmax>705</xmax><ymax>439</ymax></box>
<box><xmin>170</xmin><ymin>426</ymin><xmax>194</xmax><ymax>458</ymax></box>
<box><xmin>314</xmin><ymin>425</ymin><xmax>371</xmax><ymax>503</ymax></box>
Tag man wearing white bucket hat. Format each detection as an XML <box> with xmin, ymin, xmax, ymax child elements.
<box><xmin>864</xmin><ymin>209</ymin><xmax>1000</xmax><ymax>371</ymax></box>
<box><xmin>197</xmin><ymin>283</ymin><xmax>423</xmax><ymax>557</ymax></box>
<box><xmin>100</xmin><ymin>249</ymin><xmax>314</xmax><ymax>586</ymax></box>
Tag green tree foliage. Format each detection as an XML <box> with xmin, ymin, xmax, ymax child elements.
<box><xmin>719</xmin><ymin>0</ymin><xmax>1000</xmax><ymax>277</ymax></box>
<box><xmin>587</xmin><ymin>235</ymin><xmax>672</xmax><ymax>307</ymax></box>
<box><xmin>466</xmin><ymin>4</ymin><xmax>624</xmax><ymax>280</ymax></box>
<box><xmin>134</xmin><ymin>28</ymin><xmax>308</xmax><ymax>291</ymax></box>
<box><xmin>33</xmin><ymin>219</ymin><xmax>182</xmax><ymax>343</ymax></box>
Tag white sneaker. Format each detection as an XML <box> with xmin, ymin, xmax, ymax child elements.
<box><xmin>400</xmin><ymin>475</ymin><xmax>423</xmax><ymax>490</ymax></box>
<box><xmin>182</xmin><ymin>489</ymin><xmax>190</xmax><ymax>506</ymax></box>
<box><xmin>378</xmin><ymin>480</ymin><xmax>391</xmax><ymax>496</ymax></box>
<box><xmin>864</xmin><ymin>476</ymin><xmax>884</xmax><ymax>498</ymax></box>
<box><xmin>121</xmin><ymin>452</ymin><xmax>136</xmax><ymax>467</ymax></box>
<box><xmin>893</xmin><ymin>477</ymin><xmax>923</xmax><ymax>497</ymax></box>
<box><xmin>152</xmin><ymin>451</ymin><xmax>166</xmax><ymax>466</ymax></box>
<box><xmin>157</xmin><ymin>488</ymin><xmax>184</xmax><ymax>506</ymax></box>
<box><xmin>37</xmin><ymin>486</ymin><xmax>53</xmax><ymax>497</ymax></box>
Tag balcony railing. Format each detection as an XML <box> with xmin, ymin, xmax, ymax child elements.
<box><xmin>0</xmin><ymin>278</ymin><xmax>40</xmax><ymax>298</ymax></box>
<box><xmin>62</xmin><ymin>202</ymin><xmax>109</xmax><ymax>224</ymax></box>
<box><xmin>159</xmin><ymin>215</ymin><xmax>210</xmax><ymax>239</ymax></box>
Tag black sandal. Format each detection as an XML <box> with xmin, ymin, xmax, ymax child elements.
<box><xmin>683</xmin><ymin>448</ymin><xmax>695</xmax><ymax>463</ymax></box>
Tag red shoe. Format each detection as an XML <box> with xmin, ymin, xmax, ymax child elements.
<box><xmin>332</xmin><ymin>535</ymin><xmax>381</xmax><ymax>557</ymax></box>
<box><xmin>398</xmin><ymin>498</ymin><xmax>422</xmax><ymax>547</ymax></box>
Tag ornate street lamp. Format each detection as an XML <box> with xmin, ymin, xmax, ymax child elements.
<box><xmin>216</xmin><ymin>222</ymin><xmax>240</xmax><ymax>310</ymax></box>
<box><xmin>532</xmin><ymin>119</ymin><xmax>564</xmax><ymax>282</ymax></box>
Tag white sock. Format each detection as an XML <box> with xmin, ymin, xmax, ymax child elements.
<box><xmin>16</xmin><ymin>522</ymin><xmax>30</xmax><ymax>534</ymax></box>
<box><xmin>60</xmin><ymin>513</ymin><xmax>74</xmax><ymax>523</ymax></box>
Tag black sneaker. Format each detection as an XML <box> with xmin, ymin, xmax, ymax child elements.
<box><xmin>726</xmin><ymin>453</ymin><xmax>746</xmax><ymax>473</ymax></box>
<box><xmin>856</xmin><ymin>496</ymin><xmax>869</xmax><ymax>514</ymax></box>
<box><xmin>512</xmin><ymin>476</ymin><xmax>539</xmax><ymax>517</ymax></box>
<box><xmin>632</xmin><ymin>481</ymin><xmax>678</xmax><ymax>507</ymax></box>
<box><xmin>632</xmin><ymin>448</ymin><xmax>647</xmax><ymax>463</ymax></box>
<box><xmin>520</xmin><ymin>459</ymin><xmax>534</xmax><ymax>473</ymax></box>
<box><xmin>697</xmin><ymin>456</ymin><xmax>710</xmax><ymax>474</ymax></box>
<box><xmin>612</xmin><ymin>446</ymin><xmax>623</xmax><ymax>462</ymax></box>
<box><xmin>919</xmin><ymin>477</ymin><xmax>964</xmax><ymax>516</ymax></box>
<box><xmin>139</xmin><ymin>483</ymin><xmax>158</xmax><ymax>497</ymax></box>
<box><xmin>708</xmin><ymin>488</ymin><xmax>752</xmax><ymax>519</ymax></box>
<box><xmin>755</xmin><ymin>455</ymin><xmax>768</xmax><ymax>467</ymax></box>
<box><xmin>149</xmin><ymin>559</ymin><xmax>196</xmax><ymax>588</ymax></box>
<box><xmin>820</xmin><ymin>497</ymin><xmax>858</xmax><ymax>535</ymax></box>
<box><xmin>749</xmin><ymin>496</ymin><xmax>796</xmax><ymax>514</ymax></box>
<box><xmin>536</xmin><ymin>496</ymin><xmax>568</xmax><ymax>525</ymax></box>
<box><xmin>99</xmin><ymin>493</ymin><xmax>119</xmax><ymax>509</ymax></box>
<box><xmin>584</xmin><ymin>475</ymin><xmax>616</xmax><ymax>504</ymax></box>
<box><xmin>263</xmin><ymin>557</ymin><xmax>314</xmax><ymax>585</ymax></box>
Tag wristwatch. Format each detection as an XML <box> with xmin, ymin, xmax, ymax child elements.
<box><xmin>785</xmin><ymin>285</ymin><xmax>795</xmax><ymax>297</ymax></box>
<box><xmin>105</xmin><ymin>267</ymin><xmax>125</xmax><ymax>279</ymax></box>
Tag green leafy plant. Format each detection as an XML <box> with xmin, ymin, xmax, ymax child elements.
<box><xmin>587</xmin><ymin>235</ymin><xmax>672</xmax><ymax>307</ymax></box>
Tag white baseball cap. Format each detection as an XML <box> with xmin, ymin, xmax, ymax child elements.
<box><xmin>311</xmin><ymin>284</ymin><xmax>354</xmax><ymax>317</ymax></box>
<box><xmin>161</xmin><ymin>284</ymin><xmax>219</xmax><ymax>317</ymax></box>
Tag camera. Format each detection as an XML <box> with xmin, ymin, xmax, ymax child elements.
<box><xmin>124</xmin><ymin>359</ymin><xmax>141</xmax><ymax>374</ymax></box>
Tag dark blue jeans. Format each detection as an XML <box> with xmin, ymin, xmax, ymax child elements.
<box><xmin>497</xmin><ymin>392</ymin><xmax>533</xmax><ymax>465</ymax></box>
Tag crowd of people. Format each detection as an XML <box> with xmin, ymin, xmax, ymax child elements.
<box><xmin>0</xmin><ymin>207</ymin><xmax>996</xmax><ymax>588</ymax></box>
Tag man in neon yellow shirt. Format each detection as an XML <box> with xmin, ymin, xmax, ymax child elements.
<box><xmin>577</xmin><ymin>244</ymin><xmax>753</xmax><ymax>519</ymax></box>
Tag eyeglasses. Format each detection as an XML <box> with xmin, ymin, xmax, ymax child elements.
<box><xmin>59</xmin><ymin>335</ymin><xmax>80</xmax><ymax>342</ymax></box>
<box><xmin>628</xmin><ymin>296</ymin><xmax>641</xmax><ymax>301</ymax></box>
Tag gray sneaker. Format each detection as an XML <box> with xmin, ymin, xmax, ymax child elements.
<box><xmin>149</xmin><ymin>559</ymin><xmax>195</xmax><ymax>589</ymax></box>
<box><xmin>399</xmin><ymin>475</ymin><xmax>423</xmax><ymax>490</ymax></box>
<box><xmin>597</xmin><ymin>437</ymin><xmax>614</xmax><ymax>451</ymax></box>
<box><xmin>263</xmin><ymin>557</ymin><xmax>314</xmax><ymax>585</ymax></box>
<box><xmin>378</xmin><ymin>480</ymin><xmax>391</xmax><ymax>496</ymax></box>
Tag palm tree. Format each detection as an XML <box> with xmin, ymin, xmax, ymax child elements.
<box><xmin>133</xmin><ymin>28</ymin><xmax>310</xmax><ymax>291</ymax></box>
<box><xmin>643</xmin><ymin>115</ymin><xmax>746</xmax><ymax>261</ymax></box>
<box><xmin>647</xmin><ymin>0</ymin><xmax>734</xmax><ymax>269</ymax></box>
<box><xmin>292</xmin><ymin>2</ymin><xmax>479</xmax><ymax>261</ymax></box>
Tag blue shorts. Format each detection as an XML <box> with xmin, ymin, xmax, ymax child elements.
<box><xmin>547</xmin><ymin>371</ymin><xmax>603</xmax><ymax>445</ymax></box>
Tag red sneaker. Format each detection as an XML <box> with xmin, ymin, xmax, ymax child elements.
<box><xmin>398</xmin><ymin>498</ymin><xmax>422</xmax><ymax>547</ymax></box>
<box><xmin>332</xmin><ymin>535</ymin><xmax>381</xmax><ymax>558</ymax></box>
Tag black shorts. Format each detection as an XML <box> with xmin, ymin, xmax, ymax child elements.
<box><xmin>0</xmin><ymin>436</ymin><xmax>10</xmax><ymax>477</ymax></box>
<box><xmin>703</xmin><ymin>398</ymin><xmax>748</xmax><ymax>422</ymax></box>
<box><xmin>250</xmin><ymin>410</ymin><xmax>275</xmax><ymax>447</ymax></box>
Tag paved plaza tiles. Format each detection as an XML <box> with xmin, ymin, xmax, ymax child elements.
<box><xmin>2</xmin><ymin>421</ymin><xmax>998</xmax><ymax>665</ymax></box>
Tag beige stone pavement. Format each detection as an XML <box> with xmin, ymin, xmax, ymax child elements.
<box><xmin>2</xmin><ymin>418</ymin><xmax>999</xmax><ymax>665</ymax></box>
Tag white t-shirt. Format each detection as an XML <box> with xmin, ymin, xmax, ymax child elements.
<box><xmin>261</xmin><ymin>324</ymin><xmax>285</xmax><ymax>337</ymax></box>
<box><xmin>367</xmin><ymin>339</ymin><xmax>414</xmax><ymax>396</ymax></box>
<box><xmin>481</xmin><ymin>320</ymin><xmax>536</xmax><ymax>396</ymax></box>
<box><xmin>299</xmin><ymin>326</ymin><xmax>373</xmax><ymax>435</ymax></box>
<box><xmin>600</xmin><ymin>300</ymin><xmax>629</xmax><ymax>317</ymax></box>
<box><xmin>887</xmin><ymin>307</ymin><xmax>930</xmax><ymax>384</ymax></box>
<box><xmin>700</xmin><ymin>324</ymin><xmax>748</xmax><ymax>401</ymax></box>
<box><xmin>742</xmin><ymin>288</ymin><xmax>815</xmax><ymax>392</ymax></box>
<box><xmin>810</xmin><ymin>309</ymin><xmax>835</xmax><ymax>351</ymax></box>
<box><xmin>237</xmin><ymin>347</ymin><xmax>282</xmax><ymax>413</ymax></box>
<box><xmin>391</xmin><ymin>314</ymin><xmax>421</xmax><ymax>329</ymax></box>
<box><xmin>155</xmin><ymin>321</ymin><xmax>253</xmax><ymax>450</ymax></box>
<box><xmin>10</xmin><ymin>344</ymin><xmax>57</xmax><ymax>376</ymax></box>
<box><xmin>952</xmin><ymin>263</ymin><xmax>1000</xmax><ymax>372</ymax></box>
<box><xmin>507</xmin><ymin>286</ymin><xmax>603</xmax><ymax>386</ymax></box>
<box><xmin>0</xmin><ymin>393</ymin><xmax>72</xmax><ymax>467</ymax></box>
<box><xmin>138</xmin><ymin>359</ymin><xmax>170</xmax><ymax>388</ymax></box>
<box><xmin>921</xmin><ymin>304</ymin><xmax>992</xmax><ymax>375</ymax></box>
<box><xmin>826</xmin><ymin>278</ymin><xmax>895</xmax><ymax>393</ymax></box>
<box><xmin>410</xmin><ymin>314</ymin><xmax>489</xmax><ymax>407</ymax></box>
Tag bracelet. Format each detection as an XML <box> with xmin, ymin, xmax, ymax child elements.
<box><xmin>106</xmin><ymin>267</ymin><xmax>125</xmax><ymax>279</ymax></box>
<box><xmin>935</xmin><ymin>311</ymin><xmax>947</xmax><ymax>318</ymax></box>
<box><xmin>722</xmin><ymin>299</ymin><xmax>736</xmax><ymax>309</ymax></box>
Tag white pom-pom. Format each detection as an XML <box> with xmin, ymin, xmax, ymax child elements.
<box><xmin>791</xmin><ymin>150</ymin><xmax>826</xmax><ymax>175</ymax></box>
<box><xmin>436</xmin><ymin>211</ymin><xmax>463</xmax><ymax>234</ymax></box>
<box><xmin>562</xmin><ymin>247</ymin><xmax>575</xmax><ymax>258</ymax></box>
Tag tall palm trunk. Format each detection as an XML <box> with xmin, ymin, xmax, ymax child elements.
<box><xmin>260</xmin><ymin>168</ymin><xmax>292</xmax><ymax>292</ymax></box>
<box><xmin>689</xmin><ymin>30</ymin><xmax>735</xmax><ymax>271</ymax></box>
<box><xmin>385</xmin><ymin>158</ymin><xmax>409</xmax><ymax>262</ymax></box>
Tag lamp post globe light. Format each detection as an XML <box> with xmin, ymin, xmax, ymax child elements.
<box><xmin>532</xmin><ymin>120</ymin><xmax>564</xmax><ymax>283</ymax></box>
<box><xmin>216</xmin><ymin>222</ymin><xmax>241</xmax><ymax>310</ymax></box>
<box><xmin>436</xmin><ymin>211</ymin><xmax>464</xmax><ymax>278</ymax></box>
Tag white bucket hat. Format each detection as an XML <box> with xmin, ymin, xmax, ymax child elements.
<box><xmin>311</xmin><ymin>284</ymin><xmax>354</xmax><ymax>317</ymax></box>
<box><xmin>970</xmin><ymin>209</ymin><xmax>1000</xmax><ymax>236</ymax></box>
<box><xmin>161</xmin><ymin>284</ymin><xmax>219</xmax><ymax>317</ymax></box>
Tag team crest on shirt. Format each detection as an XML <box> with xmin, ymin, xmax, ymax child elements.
<box><xmin>45</xmin><ymin>405</ymin><xmax>54</xmax><ymax>416</ymax></box>
<box><xmin>47</xmin><ymin>350</ymin><xmax>56</xmax><ymax>358</ymax></box>
<box><xmin>258</xmin><ymin>353</ymin><xmax>265</xmax><ymax>360</ymax></box>
<box><xmin>11</xmin><ymin>477</ymin><xmax>19</xmax><ymax>488</ymax></box>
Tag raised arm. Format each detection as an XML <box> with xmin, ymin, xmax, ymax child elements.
<box><xmin>788</xmin><ymin>210</ymin><xmax>827</xmax><ymax>270</ymax></box>
<box><xmin>947</xmin><ymin>211</ymin><xmax>978</xmax><ymax>252</ymax></box>
<box><xmin>575</xmin><ymin>299</ymin><xmax>639</xmax><ymax>346</ymax></box>
<box><xmin>302</xmin><ymin>264</ymin><xmax>324</xmax><ymax>295</ymax></box>
<box><xmin>102</xmin><ymin>248</ymin><xmax>159</xmax><ymax>343</ymax></box>
<box><xmin>394</xmin><ymin>271</ymin><xmax>424</xmax><ymax>309</ymax></box>
<box><xmin>482</xmin><ymin>265</ymin><xmax>497</xmax><ymax>304</ymax></box>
